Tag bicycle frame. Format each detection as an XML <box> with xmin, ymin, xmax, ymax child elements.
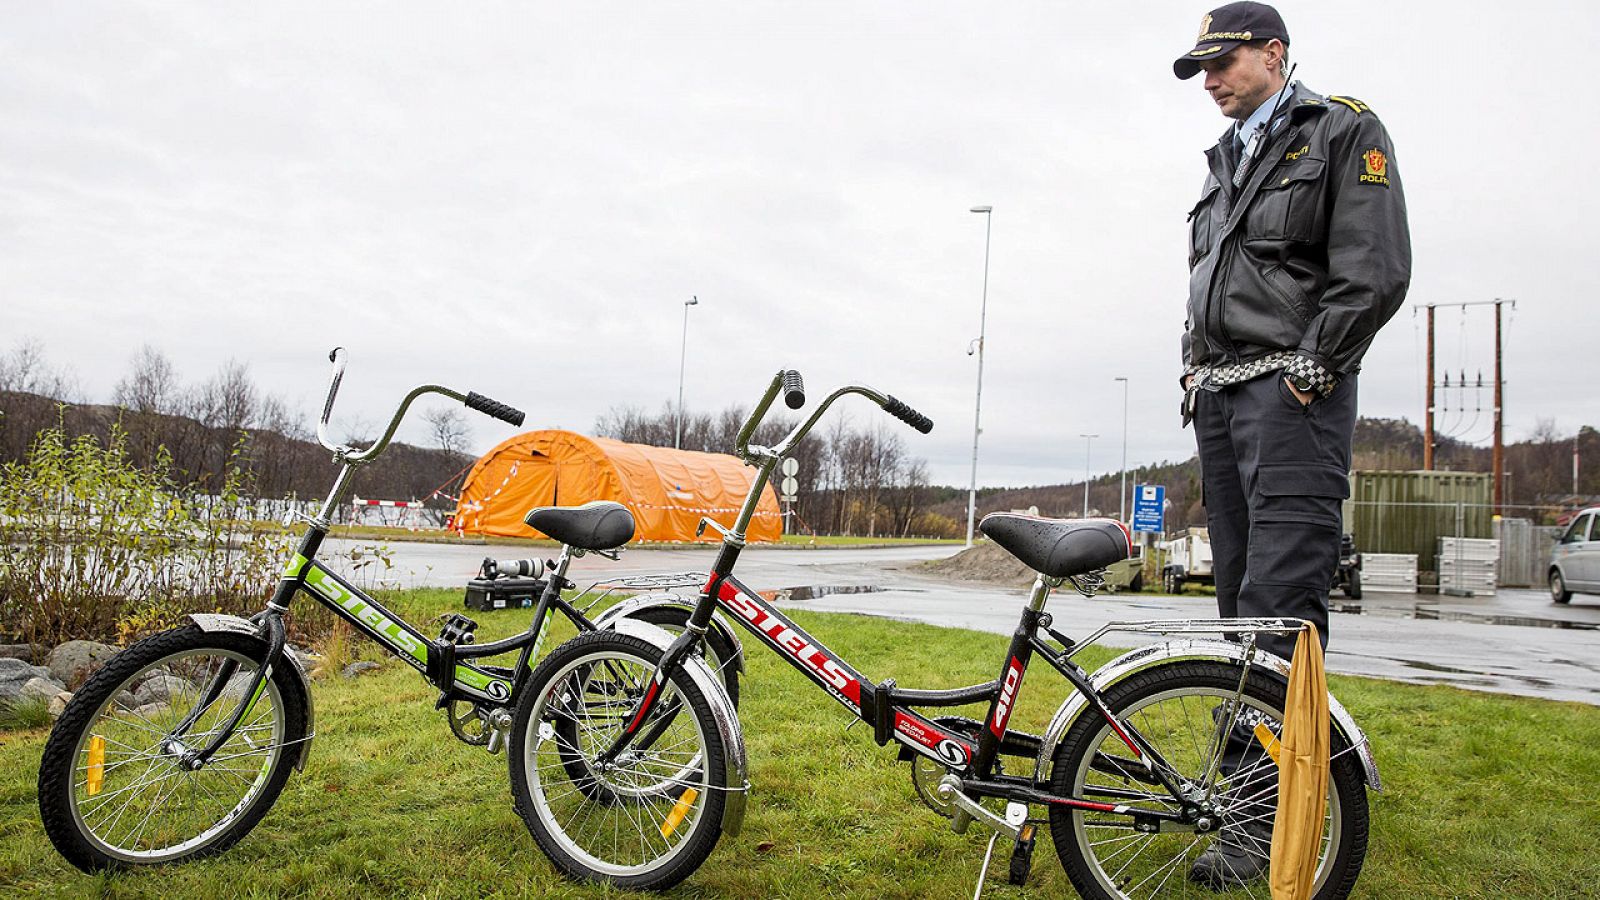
<box><xmin>598</xmin><ymin>369</ymin><xmax>1331</xmax><ymax>838</ymax></box>
<box><xmin>172</xmin><ymin>348</ymin><xmax>554</xmax><ymax>768</ymax></box>
<box><xmin>690</xmin><ymin>568</ymin><xmax>1291</xmax><ymax>829</ymax></box>
<box><xmin>274</xmin><ymin>536</ymin><xmax>596</xmax><ymax>705</ymax></box>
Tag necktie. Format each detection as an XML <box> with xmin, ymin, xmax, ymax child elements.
<box><xmin>1231</xmin><ymin>122</ymin><xmax>1265</xmax><ymax>188</ymax></box>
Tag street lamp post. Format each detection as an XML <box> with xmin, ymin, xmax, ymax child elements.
<box><xmin>1080</xmin><ymin>433</ymin><xmax>1098</xmax><ymax>517</ymax></box>
<box><xmin>675</xmin><ymin>295</ymin><xmax>699</xmax><ymax>449</ymax></box>
<box><xmin>966</xmin><ymin>205</ymin><xmax>993</xmax><ymax>548</ymax></box>
<box><xmin>1114</xmin><ymin>376</ymin><xmax>1129</xmax><ymax>524</ymax></box>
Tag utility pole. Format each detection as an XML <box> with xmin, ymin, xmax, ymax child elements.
<box><xmin>1417</xmin><ymin>299</ymin><xmax>1512</xmax><ymax>496</ymax></box>
<box><xmin>965</xmin><ymin>205</ymin><xmax>993</xmax><ymax>548</ymax></box>
<box><xmin>1424</xmin><ymin>304</ymin><xmax>1436</xmax><ymax>470</ymax></box>
<box><xmin>1079</xmin><ymin>433</ymin><xmax>1098</xmax><ymax>517</ymax></box>
<box><xmin>675</xmin><ymin>295</ymin><xmax>699</xmax><ymax>449</ymax></box>
<box><xmin>1493</xmin><ymin>298</ymin><xmax>1507</xmax><ymax>514</ymax></box>
<box><xmin>1115</xmin><ymin>376</ymin><xmax>1129</xmax><ymax>525</ymax></box>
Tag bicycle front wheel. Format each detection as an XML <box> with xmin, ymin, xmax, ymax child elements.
<box><xmin>37</xmin><ymin>624</ymin><xmax>308</xmax><ymax>873</ymax></box>
<box><xmin>1048</xmin><ymin>660</ymin><xmax>1369</xmax><ymax>900</ymax></box>
<box><xmin>509</xmin><ymin>631</ymin><xmax>727</xmax><ymax>890</ymax></box>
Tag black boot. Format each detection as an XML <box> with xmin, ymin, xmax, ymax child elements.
<box><xmin>1187</xmin><ymin>782</ymin><xmax>1275</xmax><ymax>890</ymax></box>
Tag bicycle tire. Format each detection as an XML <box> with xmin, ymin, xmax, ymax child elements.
<box><xmin>509</xmin><ymin>631</ymin><xmax>727</xmax><ymax>890</ymax></box>
<box><xmin>38</xmin><ymin>624</ymin><xmax>308</xmax><ymax>873</ymax></box>
<box><xmin>1048</xmin><ymin>660</ymin><xmax>1368</xmax><ymax>900</ymax></box>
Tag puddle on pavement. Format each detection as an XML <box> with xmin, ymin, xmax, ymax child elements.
<box><xmin>1399</xmin><ymin>660</ymin><xmax>1480</xmax><ymax>675</ymax></box>
<box><xmin>761</xmin><ymin>585</ymin><xmax>888</xmax><ymax>602</ymax></box>
<box><xmin>1331</xmin><ymin>602</ymin><xmax>1597</xmax><ymax>631</ymax></box>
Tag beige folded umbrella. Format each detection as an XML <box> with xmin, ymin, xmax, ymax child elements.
<box><xmin>1270</xmin><ymin>623</ymin><xmax>1329</xmax><ymax>900</ymax></box>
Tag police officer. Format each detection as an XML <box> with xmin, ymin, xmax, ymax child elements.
<box><xmin>1174</xmin><ymin>1</ymin><xmax>1410</xmax><ymax>887</ymax></box>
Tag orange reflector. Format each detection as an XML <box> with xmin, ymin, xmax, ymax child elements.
<box><xmin>1253</xmin><ymin>722</ymin><xmax>1282</xmax><ymax>766</ymax></box>
<box><xmin>660</xmin><ymin>787</ymin><xmax>700</xmax><ymax>838</ymax></box>
<box><xmin>87</xmin><ymin>736</ymin><xmax>105</xmax><ymax>796</ymax></box>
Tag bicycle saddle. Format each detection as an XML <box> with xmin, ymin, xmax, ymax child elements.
<box><xmin>979</xmin><ymin>513</ymin><xmax>1130</xmax><ymax>579</ymax></box>
<box><xmin>524</xmin><ymin>501</ymin><xmax>636</xmax><ymax>551</ymax></box>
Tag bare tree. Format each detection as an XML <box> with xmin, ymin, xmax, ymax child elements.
<box><xmin>0</xmin><ymin>338</ymin><xmax>78</xmax><ymax>400</ymax></box>
<box><xmin>422</xmin><ymin>406</ymin><xmax>472</xmax><ymax>455</ymax></box>
<box><xmin>257</xmin><ymin>393</ymin><xmax>307</xmax><ymax>440</ymax></box>
<box><xmin>191</xmin><ymin>359</ymin><xmax>260</xmax><ymax>433</ymax></box>
<box><xmin>113</xmin><ymin>344</ymin><xmax>181</xmax><ymax>414</ymax></box>
<box><xmin>340</xmin><ymin>413</ymin><xmax>378</xmax><ymax>449</ymax></box>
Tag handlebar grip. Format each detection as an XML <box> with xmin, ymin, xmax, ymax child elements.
<box><xmin>464</xmin><ymin>392</ymin><xmax>526</xmax><ymax>427</ymax></box>
<box><xmin>882</xmin><ymin>394</ymin><xmax>934</xmax><ymax>434</ymax></box>
<box><xmin>781</xmin><ymin>370</ymin><xmax>805</xmax><ymax>410</ymax></box>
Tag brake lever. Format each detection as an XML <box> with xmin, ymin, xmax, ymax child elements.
<box><xmin>697</xmin><ymin>517</ymin><xmax>734</xmax><ymax>540</ymax></box>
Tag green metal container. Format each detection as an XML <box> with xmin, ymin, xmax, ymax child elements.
<box><xmin>1343</xmin><ymin>470</ymin><xmax>1493</xmax><ymax>581</ymax></box>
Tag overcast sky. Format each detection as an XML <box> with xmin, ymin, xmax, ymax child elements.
<box><xmin>4</xmin><ymin>1</ymin><xmax>1597</xmax><ymax>489</ymax></box>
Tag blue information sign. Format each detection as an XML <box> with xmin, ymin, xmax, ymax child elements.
<box><xmin>1132</xmin><ymin>484</ymin><xmax>1166</xmax><ymax>533</ymax></box>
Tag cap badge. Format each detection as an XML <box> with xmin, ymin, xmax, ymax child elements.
<box><xmin>1197</xmin><ymin>13</ymin><xmax>1213</xmax><ymax>40</ymax></box>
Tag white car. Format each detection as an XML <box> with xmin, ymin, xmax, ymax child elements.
<box><xmin>1550</xmin><ymin>507</ymin><xmax>1600</xmax><ymax>604</ymax></box>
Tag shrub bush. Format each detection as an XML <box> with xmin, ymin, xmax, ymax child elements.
<box><xmin>0</xmin><ymin>421</ymin><xmax>298</xmax><ymax>646</ymax></box>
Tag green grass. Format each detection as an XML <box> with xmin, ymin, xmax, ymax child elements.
<box><xmin>3</xmin><ymin>589</ymin><xmax>1598</xmax><ymax>898</ymax></box>
<box><xmin>0</xmin><ymin>697</ymin><xmax>51</xmax><ymax>731</ymax></box>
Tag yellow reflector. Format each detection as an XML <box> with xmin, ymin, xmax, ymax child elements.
<box><xmin>660</xmin><ymin>787</ymin><xmax>700</xmax><ymax>838</ymax></box>
<box><xmin>87</xmin><ymin>736</ymin><xmax>105</xmax><ymax>796</ymax></box>
<box><xmin>1253</xmin><ymin>722</ymin><xmax>1282</xmax><ymax>766</ymax></box>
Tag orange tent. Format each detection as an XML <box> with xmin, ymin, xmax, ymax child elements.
<box><xmin>452</xmin><ymin>430</ymin><xmax>783</xmax><ymax>543</ymax></box>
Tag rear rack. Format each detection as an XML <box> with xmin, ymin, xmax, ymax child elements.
<box><xmin>574</xmin><ymin>571</ymin><xmax>708</xmax><ymax>614</ymax></box>
<box><xmin>1062</xmin><ymin>617</ymin><xmax>1309</xmax><ymax>661</ymax></box>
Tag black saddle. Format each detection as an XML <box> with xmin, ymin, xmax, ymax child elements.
<box><xmin>524</xmin><ymin>501</ymin><xmax>635</xmax><ymax>551</ymax></box>
<box><xmin>979</xmin><ymin>513</ymin><xmax>1130</xmax><ymax>579</ymax></box>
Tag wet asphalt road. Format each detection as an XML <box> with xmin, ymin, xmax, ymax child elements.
<box><xmin>326</xmin><ymin>539</ymin><xmax>1600</xmax><ymax>706</ymax></box>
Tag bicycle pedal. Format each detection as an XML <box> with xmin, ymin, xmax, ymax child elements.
<box><xmin>1008</xmin><ymin>823</ymin><xmax>1037</xmax><ymax>886</ymax></box>
<box><xmin>438</xmin><ymin>614</ymin><xmax>477</xmax><ymax>645</ymax></box>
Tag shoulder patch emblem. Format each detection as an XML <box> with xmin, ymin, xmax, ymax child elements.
<box><xmin>1329</xmin><ymin>95</ymin><xmax>1371</xmax><ymax>114</ymax></box>
<box><xmin>1359</xmin><ymin>148</ymin><xmax>1389</xmax><ymax>186</ymax></box>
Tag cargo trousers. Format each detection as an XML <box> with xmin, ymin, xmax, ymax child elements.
<box><xmin>1193</xmin><ymin>371</ymin><xmax>1357</xmax><ymax>662</ymax></box>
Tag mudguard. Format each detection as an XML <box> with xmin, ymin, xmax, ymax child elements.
<box><xmin>1032</xmin><ymin>639</ymin><xmax>1380</xmax><ymax>791</ymax></box>
<box><xmin>607</xmin><ymin>618</ymin><xmax>751</xmax><ymax>837</ymax></box>
<box><xmin>592</xmin><ymin>593</ymin><xmax>746</xmax><ymax>676</ymax></box>
<box><xmin>188</xmin><ymin>613</ymin><xmax>316</xmax><ymax>773</ymax></box>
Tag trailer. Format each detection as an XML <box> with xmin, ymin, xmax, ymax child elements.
<box><xmin>1160</xmin><ymin>527</ymin><xmax>1214</xmax><ymax>594</ymax></box>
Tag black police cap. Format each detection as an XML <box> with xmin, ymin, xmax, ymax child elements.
<box><xmin>1173</xmin><ymin>2</ymin><xmax>1290</xmax><ymax>80</ymax></box>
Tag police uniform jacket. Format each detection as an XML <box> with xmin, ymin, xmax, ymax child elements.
<box><xmin>1183</xmin><ymin>83</ymin><xmax>1411</xmax><ymax>395</ymax></box>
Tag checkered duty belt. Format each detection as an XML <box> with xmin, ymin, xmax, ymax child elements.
<box><xmin>1200</xmin><ymin>350</ymin><xmax>1297</xmax><ymax>388</ymax></box>
<box><xmin>1180</xmin><ymin>352</ymin><xmax>1339</xmax><ymax>426</ymax></box>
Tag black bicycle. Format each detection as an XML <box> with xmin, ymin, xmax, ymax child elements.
<box><xmin>35</xmin><ymin>349</ymin><xmax>742</xmax><ymax>873</ymax></box>
<box><xmin>511</xmin><ymin>370</ymin><xmax>1378</xmax><ymax>898</ymax></box>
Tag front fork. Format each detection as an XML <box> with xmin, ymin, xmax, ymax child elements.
<box><xmin>167</xmin><ymin>612</ymin><xmax>288</xmax><ymax>771</ymax></box>
<box><xmin>595</xmin><ymin>544</ymin><xmax>741</xmax><ymax>765</ymax></box>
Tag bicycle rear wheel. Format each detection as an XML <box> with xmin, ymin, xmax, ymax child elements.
<box><xmin>37</xmin><ymin>624</ymin><xmax>308</xmax><ymax>872</ymax></box>
<box><xmin>1048</xmin><ymin>660</ymin><xmax>1368</xmax><ymax>899</ymax></box>
<box><xmin>509</xmin><ymin>631</ymin><xmax>727</xmax><ymax>890</ymax></box>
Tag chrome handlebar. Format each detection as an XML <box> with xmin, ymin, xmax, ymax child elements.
<box><xmin>314</xmin><ymin>347</ymin><xmax>518</xmax><ymax>467</ymax></box>
<box><xmin>735</xmin><ymin>370</ymin><xmax>922</xmax><ymax>466</ymax></box>
<box><xmin>724</xmin><ymin>368</ymin><xmax>930</xmax><ymax>541</ymax></box>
